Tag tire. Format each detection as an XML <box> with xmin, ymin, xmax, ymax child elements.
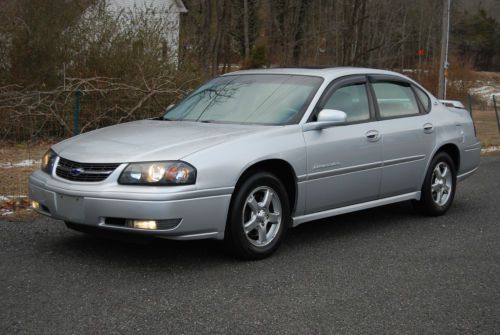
<box><xmin>225</xmin><ymin>172</ymin><xmax>290</xmax><ymax>260</ymax></box>
<box><xmin>414</xmin><ymin>152</ymin><xmax>457</xmax><ymax>216</ymax></box>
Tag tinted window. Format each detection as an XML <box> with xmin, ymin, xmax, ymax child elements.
<box><xmin>164</xmin><ymin>74</ymin><xmax>323</xmax><ymax>125</ymax></box>
<box><xmin>323</xmin><ymin>83</ymin><xmax>370</xmax><ymax>122</ymax></box>
<box><xmin>372</xmin><ymin>82</ymin><xmax>420</xmax><ymax>118</ymax></box>
<box><xmin>414</xmin><ymin>86</ymin><xmax>431</xmax><ymax>112</ymax></box>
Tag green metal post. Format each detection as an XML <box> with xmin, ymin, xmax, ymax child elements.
<box><xmin>74</xmin><ymin>90</ymin><xmax>81</xmax><ymax>136</ymax></box>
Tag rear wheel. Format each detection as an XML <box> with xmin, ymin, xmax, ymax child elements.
<box><xmin>414</xmin><ymin>152</ymin><xmax>457</xmax><ymax>216</ymax></box>
<box><xmin>225</xmin><ymin>172</ymin><xmax>290</xmax><ymax>260</ymax></box>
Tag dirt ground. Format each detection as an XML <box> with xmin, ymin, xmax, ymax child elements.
<box><xmin>0</xmin><ymin>142</ymin><xmax>52</xmax><ymax>220</ymax></box>
<box><xmin>473</xmin><ymin>110</ymin><xmax>500</xmax><ymax>152</ymax></box>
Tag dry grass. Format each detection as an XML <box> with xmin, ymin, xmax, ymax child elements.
<box><xmin>475</xmin><ymin>71</ymin><xmax>500</xmax><ymax>83</ymax></box>
<box><xmin>474</xmin><ymin>110</ymin><xmax>500</xmax><ymax>155</ymax></box>
<box><xmin>0</xmin><ymin>142</ymin><xmax>49</xmax><ymax>164</ymax></box>
<box><xmin>0</xmin><ymin>142</ymin><xmax>52</xmax><ymax>221</ymax></box>
<box><xmin>0</xmin><ymin>142</ymin><xmax>50</xmax><ymax>197</ymax></box>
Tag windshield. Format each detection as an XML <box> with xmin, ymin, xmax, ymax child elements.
<box><xmin>163</xmin><ymin>74</ymin><xmax>323</xmax><ymax>125</ymax></box>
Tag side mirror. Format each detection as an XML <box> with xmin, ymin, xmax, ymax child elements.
<box><xmin>302</xmin><ymin>109</ymin><xmax>347</xmax><ymax>132</ymax></box>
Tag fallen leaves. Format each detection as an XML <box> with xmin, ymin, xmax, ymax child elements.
<box><xmin>1</xmin><ymin>198</ymin><xmax>31</xmax><ymax>216</ymax></box>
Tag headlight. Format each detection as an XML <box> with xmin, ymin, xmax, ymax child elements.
<box><xmin>41</xmin><ymin>149</ymin><xmax>57</xmax><ymax>175</ymax></box>
<box><xmin>118</xmin><ymin>161</ymin><xmax>196</xmax><ymax>185</ymax></box>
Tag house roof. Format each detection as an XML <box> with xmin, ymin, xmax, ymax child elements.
<box><xmin>107</xmin><ymin>0</ymin><xmax>187</xmax><ymax>13</ymax></box>
<box><xmin>174</xmin><ymin>0</ymin><xmax>187</xmax><ymax>13</ymax></box>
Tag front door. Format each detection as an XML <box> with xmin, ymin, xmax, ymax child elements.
<box><xmin>303</xmin><ymin>77</ymin><xmax>382</xmax><ymax>214</ymax></box>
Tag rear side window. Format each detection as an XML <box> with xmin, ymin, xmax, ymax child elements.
<box><xmin>372</xmin><ymin>82</ymin><xmax>420</xmax><ymax>118</ymax></box>
<box><xmin>413</xmin><ymin>86</ymin><xmax>431</xmax><ymax>112</ymax></box>
<box><xmin>323</xmin><ymin>83</ymin><xmax>370</xmax><ymax>122</ymax></box>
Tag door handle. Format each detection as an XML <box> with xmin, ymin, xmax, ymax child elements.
<box><xmin>423</xmin><ymin>123</ymin><xmax>434</xmax><ymax>133</ymax></box>
<box><xmin>365</xmin><ymin>130</ymin><xmax>380</xmax><ymax>142</ymax></box>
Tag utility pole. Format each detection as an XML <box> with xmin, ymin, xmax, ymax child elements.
<box><xmin>243</xmin><ymin>0</ymin><xmax>250</xmax><ymax>60</ymax></box>
<box><xmin>438</xmin><ymin>0</ymin><xmax>451</xmax><ymax>99</ymax></box>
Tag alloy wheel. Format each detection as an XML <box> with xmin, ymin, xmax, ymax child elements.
<box><xmin>242</xmin><ymin>186</ymin><xmax>282</xmax><ymax>247</ymax></box>
<box><xmin>431</xmin><ymin>162</ymin><xmax>453</xmax><ymax>206</ymax></box>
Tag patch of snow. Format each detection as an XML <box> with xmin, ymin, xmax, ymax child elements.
<box><xmin>401</xmin><ymin>69</ymin><xmax>429</xmax><ymax>74</ymax></box>
<box><xmin>469</xmin><ymin>85</ymin><xmax>500</xmax><ymax>106</ymax></box>
<box><xmin>0</xmin><ymin>195</ymin><xmax>27</xmax><ymax>201</ymax></box>
<box><xmin>470</xmin><ymin>86</ymin><xmax>493</xmax><ymax>95</ymax></box>
<box><xmin>481</xmin><ymin>146</ymin><xmax>500</xmax><ymax>154</ymax></box>
<box><xmin>1</xmin><ymin>211</ymin><xmax>14</xmax><ymax>216</ymax></box>
<box><xmin>0</xmin><ymin>159</ymin><xmax>40</xmax><ymax>169</ymax></box>
<box><xmin>14</xmin><ymin>159</ymin><xmax>40</xmax><ymax>167</ymax></box>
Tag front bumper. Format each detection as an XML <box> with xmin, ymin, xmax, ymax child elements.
<box><xmin>29</xmin><ymin>170</ymin><xmax>233</xmax><ymax>240</ymax></box>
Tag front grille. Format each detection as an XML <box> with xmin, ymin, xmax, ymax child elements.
<box><xmin>56</xmin><ymin>157</ymin><xmax>120</xmax><ymax>182</ymax></box>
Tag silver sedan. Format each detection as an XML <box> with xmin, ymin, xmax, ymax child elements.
<box><xmin>29</xmin><ymin>68</ymin><xmax>480</xmax><ymax>259</ymax></box>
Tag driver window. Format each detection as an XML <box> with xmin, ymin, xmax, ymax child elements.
<box><xmin>323</xmin><ymin>83</ymin><xmax>370</xmax><ymax>122</ymax></box>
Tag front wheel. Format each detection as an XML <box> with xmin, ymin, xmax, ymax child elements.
<box><xmin>414</xmin><ymin>152</ymin><xmax>457</xmax><ymax>216</ymax></box>
<box><xmin>225</xmin><ymin>172</ymin><xmax>290</xmax><ymax>260</ymax></box>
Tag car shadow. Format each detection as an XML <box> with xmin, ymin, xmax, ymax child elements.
<box><xmin>287</xmin><ymin>200</ymin><xmax>420</xmax><ymax>243</ymax></box>
<box><xmin>48</xmin><ymin>201</ymin><xmax>428</xmax><ymax>267</ymax></box>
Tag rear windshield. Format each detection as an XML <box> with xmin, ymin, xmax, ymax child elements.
<box><xmin>163</xmin><ymin>74</ymin><xmax>323</xmax><ymax>125</ymax></box>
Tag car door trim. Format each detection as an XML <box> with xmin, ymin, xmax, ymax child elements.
<box><xmin>382</xmin><ymin>154</ymin><xmax>426</xmax><ymax>167</ymax></box>
<box><xmin>457</xmin><ymin>167</ymin><xmax>478</xmax><ymax>181</ymax></box>
<box><xmin>306</xmin><ymin>154</ymin><xmax>425</xmax><ymax>181</ymax></box>
<box><xmin>292</xmin><ymin>191</ymin><xmax>421</xmax><ymax>226</ymax></box>
<box><xmin>307</xmin><ymin>161</ymin><xmax>383</xmax><ymax>181</ymax></box>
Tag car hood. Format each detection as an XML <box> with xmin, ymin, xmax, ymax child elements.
<box><xmin>53</xmin><ymin>120</ymin><xmax>268</xmax><ymax>163</ymax></box>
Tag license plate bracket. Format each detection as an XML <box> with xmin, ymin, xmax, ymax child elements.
<box><xmin>57</xmin><ymin>194</ymin><xmax>84</xmax><ymax>222</ymax></box>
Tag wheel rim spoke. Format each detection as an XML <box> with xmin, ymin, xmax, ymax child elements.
<box><xmin>261</xmin><ymin>189</ymin><xmax>273</xmax><ymax>209</ymax></box>
<box><xmin>244</xmin><ymin>215</ymin><xmax>258</xmax><ymax>233</ymax></box>
<box><xmin>431</xmin><ymin>183</ymin><xmax>440</xmax><ymax>192</ymax></box>
<box><xmin>257</xmin><ymin>225</ymin><xmax>267</xmax><ymax>243</ymax></box>
<box><xmin>441</xmin><ymin>166</ymin><xmax>448</xmax><ymax>178</ymax></box>
<box><xmin>247</xmin><ymin>196</ymin><xmax>259</xmax><ymax>214</ymax></box>
<box><xmin>437</xmin><ymin>189</ymin><xmax>443</xmax><ymax>203</ymax></box>
<box><xmin>435</xmin><ymin>166</ymin><xmax>443</xmax><ymax>178</ymax></box>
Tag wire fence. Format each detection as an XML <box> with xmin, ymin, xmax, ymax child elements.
<box><xmin>0</xmin><ymin>76</ymin><xmax>188</xmax><ymax>142</ymax></box>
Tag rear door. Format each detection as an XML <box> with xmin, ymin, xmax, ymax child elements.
<box><xmin>368</xmin><ymin>76</ymin><xmax>436</xmax><ymax>197</ymax></box>
<box><xmin>303</xmin><ymin>76</ymin><xmax>382</xmax><ymax>214</ymax></box>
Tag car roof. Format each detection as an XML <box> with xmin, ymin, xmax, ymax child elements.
<box><xmin>223</xmin><ymin>67</ymin><xmax>409</xmax><ymax>82</ymax></box>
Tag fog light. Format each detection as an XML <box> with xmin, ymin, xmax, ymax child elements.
<box><xmin>31</xmin><ymin>201</ymin><xmax>40</xmax><ymax>209</ymax></box>
<box><xmin>126</xmin><ymin>220</ymin><xmax>157</xmax><ymax>230</ymax></box>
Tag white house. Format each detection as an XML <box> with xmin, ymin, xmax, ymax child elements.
<box><xmin>106</xmin><ymin>0</ymin><xmax>187</xmax><ymax>63</ymax></box>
